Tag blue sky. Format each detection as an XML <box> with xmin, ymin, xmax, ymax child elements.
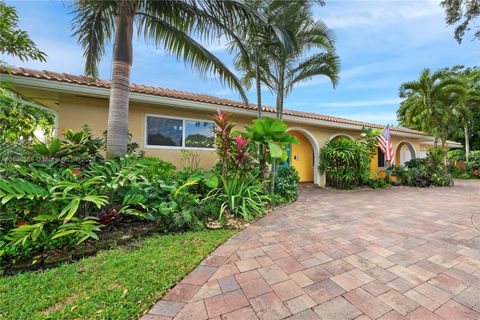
<box><xmin>2</xmin><ymin>0</ymin><xmax>478</xmax><ymax>125</ymax></box>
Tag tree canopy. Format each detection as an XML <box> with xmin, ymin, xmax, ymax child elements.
<box><xmin>0</xmin><ymin>1</ymin><xmax>46</xmax><ymax>62</ymax></box>
<box><xmin>441</xmin><ymin>0</ymin><xmax>480</xmax><ymax>42</ymax></box>
<box><xmin>398</xmin><ymin>66</ymin><xmax>480</xmax><ymax>152</ymax></box>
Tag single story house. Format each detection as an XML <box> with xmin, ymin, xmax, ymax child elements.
<box><xmin>1</xmin><ymin>66</ymin><xmax>461</xmax><ymax>186</ymax></box>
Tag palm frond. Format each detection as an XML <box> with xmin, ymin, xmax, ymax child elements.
<box><xmin>137</xmin><ymin>12</ymin><xmax>248</xmax><ymax>103</ymax></box>
<box><xmin>285</xmin><ymin>51</ymin><xmax>340</xmax><ymax>91</ymax></box>
<box><xmin>71</xmin><ymin>0</ymin><xmax>116</xmax><ymax>77</ymax></box>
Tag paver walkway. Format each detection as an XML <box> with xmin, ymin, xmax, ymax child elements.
<box><xmin>143</xmin><ymin>180</ymin><xmax>480</xmax><ymax>320</ymax></box>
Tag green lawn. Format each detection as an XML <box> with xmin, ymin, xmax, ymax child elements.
<box><xmin>0</xmin><ymin>230</ymin><xmax>235</xmax><ymax>320</ymax></box>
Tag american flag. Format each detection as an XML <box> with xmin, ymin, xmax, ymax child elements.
<box><xmin>376</xmin><ymin>125</ymin><xmax>394</xmax><ymax>164</ymax></box>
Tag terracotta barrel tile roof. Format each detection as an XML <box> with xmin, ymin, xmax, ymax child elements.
<box><xmin>1</xmin><ymin>66</ymin><xmax>428</xmax><ymax>136</ymax></box>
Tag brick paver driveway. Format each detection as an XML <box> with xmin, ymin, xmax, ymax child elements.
<box><xmin>143</xmin><ymin>180</ymin><xmax>480</xmax><ymax>320</ymax></box>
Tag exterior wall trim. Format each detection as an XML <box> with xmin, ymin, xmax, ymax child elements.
<box><xmin>394</xmin><ymin>140</ymin><xmax>417</xmax><ymax>165</ymax></box>
<box><xmin>328</xmin><ymin>133</ymin><xmax>355</xmax><ymax>141</ymax></box>
<box><xmin>287</xmin><ymin>127</ymin><xmax>322</xmax><ymax>187</ymax></box>
<box><xmin>20</xmin><ymin>98</ymin><xmax>59</xmax><ymax>138</ymax></box>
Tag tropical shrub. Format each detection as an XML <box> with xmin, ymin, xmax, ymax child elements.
<box><xmin>243</xmin><ymin>117</ymin><xmax>298</xmax><ymax>184</ymax></box>
<box><xmin>140</xmin><ymin>156</ymin><xmax>176</xmax><ymax>180</ymax></box>
<box><xmin>367</xmin><ymin>179</ymin><xmax>388</xmax><ymax>189</ymax></box>
<box><xmin>466</xmin><ymin>150</ymin><xmax>480</xmax><ymax>178</ymax></box>
<box><xmin>1</xmin><ymin>111</ymin><xmax>299</xmax><ymax>265</ymax></box>
<box><xmin>204</xmin><ymin>174</ymin><xmax>270</xmax><ymax>222</ymax></box>
<box><xmin>425</xmin><ymin>147</ymin><xmax>453</xmax><ymax>186</ymax></box>
<box><xmin>447</xmin><ymin>149</ymin><xmax>466</xmax><ymax>162</ymax></box>
<box><xmin>274</xmin><ymin>166</ymin><xmax>300</xmax><ymax>203</ymax></box>
<box><xmin>387</xmin><ymin>166</ymin><xmax>413</xmax><ymax>186</ymax></box>
<box><xmin>390</xmin><ymin>147</ymin><xmax>454</xmax><ymax>187</ymax></box>
<box><xmin>318</xmin><ymin>137</ymin><xmax>371</xmax><ymax>189</ymax></box>
<box><xmin>28</xmin><ymin>125</ymin><xmax>104</xmax><ymax>164</ymax></box>
<box><xmin>0</xmin><ymin>88</ymin><xmax>54</xmax><ymax>145</ymax></box>
<box><xmin>0</xmin><ymin>162</ymin><xmax>109</xmax><ymax>263</ymax></box>
<box><xmin>0</xmin><ymin>154</ymin><xmax>213</xmax><ymax>264</ymax></box>
<box><xmin>213</xmin><ymin>111</ymin><xmax>235</xmax><ymax>176</ymax></box>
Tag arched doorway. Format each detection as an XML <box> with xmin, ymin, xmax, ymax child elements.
<box><xmin>328</xmin><ymin>133</ymin><xmax>355</xmax><ymax>141</ymax></box>
<box><xmin>395</xmin><ymin>141</ymin><xmax>416</xmax><ymax>167</ymax></box>
<box><xmin>287</xmin><ymin>129</ymin><xmax>317</xmax><ymax>183</ymax></box>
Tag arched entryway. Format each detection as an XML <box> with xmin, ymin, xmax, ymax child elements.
<box><xmin>328</xmin><ymin>133</ymin><xmax>355</xmax><ymax>141</ymax></box>
<box><xmin>395</xmin><ymin>141</ymin><xmax>416</xmax><ymax>167</ymax></box>
<box><xmin>286</xmin><ymin>128</ymin><xmax>319</xmax><ymax>184</ymax></box>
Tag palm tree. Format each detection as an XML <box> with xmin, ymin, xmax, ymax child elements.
<box><xmin>238</xmin><ymin>0</ymin><xmax>339</xmax><ymax>191</ymax></box>
<box><xmin>262</xmin><ymin>0</ymin><xmax>340</xmax><ymax>119</ymax></box>
<box><xmin>398</xmin><ymin>69</ymin><xmax>464</xmax><ymax>148</ymax></box>
<box><xmin>229</xmin><ymin>0</ymin><xmax>294</xmax><ymax>119</ymax></box>
<box><xmin>72</xmin><ymin>0</ymin><xmax>260</xmax><ymax>158</ymax></box>
<box><xmin>452</xmin><ymin>68</ymin><xmax>480</xmax><ymax>161</ymax></box>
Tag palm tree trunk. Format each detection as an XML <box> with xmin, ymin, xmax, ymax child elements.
<box><xmin>276</xmin><ymin>65</ymin><xmax>285</xmax><ymax>119</ymax></box>
<box><xmin>271</xmin><ymin>64</ymin><xmax>285</xmax><ymax>192</ymax></box>
<box><xmin>441</xmin><ymin>126</ymin><xmax>449</xmax><ymax>149</ymax></box>
<box><xmin>464</xmin><ymin>125</ymin><xmax>470</xmax><ymax>162</ymax></box>
<box><xmin>255</xmin><ymin>60</ymin><xmax>262</xmax><ymax>119</ymax></box>
<box><xmin>255</xmin><ymin>60</ymin><xmax>268</xmax><ymax>179</ymax></box>
<box><xmin>106</xmin><ymin>8</ymin><xmax>134</xmax><ymax>159</ymax></box>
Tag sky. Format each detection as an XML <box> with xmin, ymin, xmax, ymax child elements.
<box><xmin>1</xmin><ymin>0</ymin><xmax>478</xmax><ymax>125</ymax></box>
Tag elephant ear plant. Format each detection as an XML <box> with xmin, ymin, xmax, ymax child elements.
<box><xmin>244</xmin><ymin>117</ymin><xmax>298</xmax><ymax>188</ymax></box>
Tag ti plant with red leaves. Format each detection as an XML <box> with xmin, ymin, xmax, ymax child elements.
<box><xmin>212</xmin><ymin>111</ymin><xmax>235</xmax><ymax>176</ymax></box>
<box><xmin>232</xmin><ymin>135</ymin><xmax>255</xmax><ymax>175</ymax></box>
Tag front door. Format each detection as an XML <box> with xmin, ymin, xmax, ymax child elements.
<box><xmin>289</xmin><ymin>131</ymin><xmax>314</xmax><ymax>182</ymax></box>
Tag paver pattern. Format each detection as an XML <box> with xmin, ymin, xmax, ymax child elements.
<box><xmin>143</xmin><ymin>180</ymin><xmax>480</xmax><ymax>320</ymax></box>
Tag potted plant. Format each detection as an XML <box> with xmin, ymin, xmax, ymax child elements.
<box><xmin>386</xmin><ymin>165</ymin><xmax>401</xmax><ymax>186</ymax></box>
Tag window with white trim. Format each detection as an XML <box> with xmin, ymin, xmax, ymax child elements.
<box><xmin>146</xmin><ymin>115</ymin><xmax>215</xmax><ymax>149</ymax></box>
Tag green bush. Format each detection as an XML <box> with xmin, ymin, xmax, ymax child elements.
<box><xmin>466</xmin><ymin>151</ymin><xmax>480</xmax><ymax>178</ymax></box>
<box><xmin>204</xmin><ymin>174</ymin><xmax>270</xmax><ymax>222</ymax></box>
<box><xmin>426</xmin><ymin>147</ymin><xmax>453</xmax><ymax>186</ymax></box>
<box><xmin>27</xmin><ymin>125</ymin><xmax>105</xmax><ymax>165</ymax></box>
<box><xmin>387</xmin><ymin>166</ymin><xmax>413</xmax><ymax>186</ymax></box>
<box><xmin>392</xmin><ymin>147</ymin><xmax>453</xmax><ymax>187</ymax></box>
<box><xmin>140</xmin><ymin>156</ymin><xmax>176</xmax><ymax>180</ymax></box>
<box><xmin>447</xmin><ymin>149</ymin><xmax>466</xmax><ymax>162</ymax></box>
<box><xmin>0</xmin><ymin>155</ymin><xmax>212</xmax><ymax>264</ymax></box>
<box><xmin>318</xmin><ymin>137</ymin><xmax>371</xmax><ymax>189</ymax></box>
<box><xmin>0</xmin><ymin>162</ymin><xmax>109</xmax><ymax>263</ymax></box>
<box><xmin>367</xmin><ymin>179</ymin><xmax>388</xmax><ymax>189</ymax></box>
<box><xmin>0</xmin><ymin>88</ymin><xmax>55</xmax><ymax>145</ymax></box>
<box><xmin>274</xmin><ymin>166</ymin><xmax>300</xmax><ymax>203</ymax></box>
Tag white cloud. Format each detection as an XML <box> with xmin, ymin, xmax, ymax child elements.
<box><xmin>295</xmin><ymin>57</ymin><xmax>410</xmax><ymax>89</ymax></box>
<box><xmin>318</xmin><ymin>98</ymin><xmax>401</xmax><ymax>107</ymax></box>
<box><xmin>320</xmin><ymin>0</ymin><xmax>443</xmax><ymax>29</ymax></box>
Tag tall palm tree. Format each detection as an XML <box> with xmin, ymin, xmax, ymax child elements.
<box><xmin>262</xmin><ymin>0</ymin><xmax>340</xmax><ymax>119</ymax></box>
<box><xmin>72</xmin><ymin>0</ymin><xmax>260</xmax><ymax>158</ymax></box>
<box><xmin>229</xmin><ymin>0</ymin><xmax>294</xmax><ymax>119</ymax></box>
<box><xmin>241</xmin><ymin>0</ymin><xmax>339</xmax><ymax>191</ymax></box>
<box><xmin>452</xmin><ymin>68</ymin><xmax>480</xmax><ymax>161</ymax></box>
<box><xmin>398</xmin><ymin>69</ymin><xmax>464</xmax><ymax>148</ymax></box>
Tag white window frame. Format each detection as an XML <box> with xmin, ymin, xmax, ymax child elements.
<box><xmin>144</xmin><ymin>113</ymin><xmax>215</xmax><ymax>151</ymax></box>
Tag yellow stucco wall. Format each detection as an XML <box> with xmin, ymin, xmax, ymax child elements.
<box><xmin>17</xmin><ymin>88</ymin><xmax>427</xmax><ymax>185</ymax></box>
<box><xmin>56</xmin><ymin>94</ymin><xmax>253</xmax><ymax>169</ymax></box>
<box><xmin>289</xmin><ymin>131</ymin><xmax>314</xmax><ymax>182</ymax></box>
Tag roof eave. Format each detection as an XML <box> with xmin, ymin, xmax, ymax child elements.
<box><xmin>3</xmin><ymin>73</ymin><xmax>433</xmax><ymax>140</ymax></box>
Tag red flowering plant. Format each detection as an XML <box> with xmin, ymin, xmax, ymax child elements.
<box><xmin>232</xmin><ymin>135</ymin><xmax>255</xmax><ymax>175</ymax></box>
<box><xmin>212</xmin><ymin>111</ymin><xmax>235</xmax><ymax>176</ymax></box>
